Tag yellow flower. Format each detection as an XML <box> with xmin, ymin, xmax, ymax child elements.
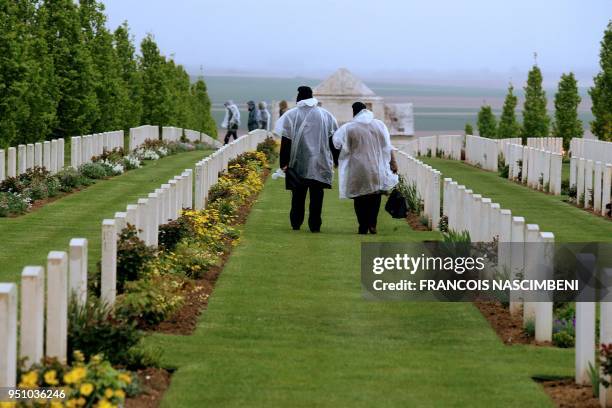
<box><xmin>114</xmin><ymin>389</ymin><xmax>126</xmax><ymax>400</ymax></box>
<box><xmin>79</xmin><ymin>383</ymin><xmax>94</xmax><ymax>396</ymax></box>
<box><xmin>50</xmin><ymin>402</ymin><xmax>64</xmax><ymax>408</ymax></box>
<box><xmin>91</xmin><ymin>354</ymin><xmax>103</xmax><ymax>364</ymax></box>
<box><xmin>66</xmin><ymin>399</ymin><xmax>79</xmax><ymax>408</ymax></box>
<box><xmin>104</xmin><ymin>388</ymin><xmax>114</xmax><ymax>399</ymax></box>
<box><xmin>19</xmin><ymin>371</ymin><xmax>38</xmax><ymax>388</ymax></box>
<box><xmin>77</xmin><ymin>397</ymin><xmax>86</xmax><ymax>407</ymax></box>
<box><xmin>95</xmin><ymin>399</ymin><xmax>115</xmax><ymax>408</ymax></box>
<box><xmin>64</xmin><ymin>367</ymin><xmax>87</xmax><ymax>384</ymax></box>
<box><xmin>0</xmin><ymin>402</ymin><xmax>17</xmax><ymax>408</ymax></box>
<box><xmin>44</xmin><ymin>369</ymin><xmax>59</xmax><ymax>385</ymax></box>
<box><xmin>73</xmin><ymin>350</ymin><xmax>85</xmax><ymax>362</ymax></box>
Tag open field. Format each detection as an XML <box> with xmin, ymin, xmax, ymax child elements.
<box><xmin>204</xmin><ymin>75</ymin><xmax>594</xmax><ymax>134</ymax></box>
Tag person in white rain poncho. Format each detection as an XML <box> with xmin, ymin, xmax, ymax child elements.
<box><xmin>333</xmin><ymin>102</ymin><xmax>398</xmax><ymax>234</ymax></box>
<box><xmin>258</xmin><ymin>101</ymin><xmax>271</xmax><ymax>130</ymax></box>
<box><xmin>274</xmin><ymin>86</ymin><xmax>339</xmax><ymax>232</ymax></box>
<box><xmin>222</xmin><ymin>100</ymin><xmax>241</xmax><ymax>144</ymax></box>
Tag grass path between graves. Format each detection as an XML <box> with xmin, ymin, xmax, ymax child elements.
<box><xmin>421</xmin><ymin>157</ymin><xmax>612</xmax><ymax>242</ymax></box>
<box><xmin>148</xmin><ymin>174</ymin><xmax>572</xmax><ymax>407</ymax></box>
<box><xmin>0</xmin><ymin>150</ymin><xmax>213</xmax><ymax>283</ymax></box>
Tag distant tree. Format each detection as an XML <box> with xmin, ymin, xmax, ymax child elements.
<box><xmin>477</xmin><ymin>105</ymin><xmax>497</xmax><ymax>138</ymax></box>
<box><xmin>139</xmin><ymin>34</ymin><xmax>173</xmax><ymax>126</ymax></box>
<box><xmin>114</xmin><ymin>22</ymin><xmax>142</xmax><ymax>129</ymax></box>
<box><xmin>40</xmin><ymin>0</ymin><xmax>99</xmax><ymax>137</ymax></box>
<box><xmin>553</xmin><ymin>73</ymin><xmax>583</xmax><ymax>149</ymax></box>
<box><xmin>190</xmin><ymin>78</ymin><xmax>217</xmax><ymax>137</ymax></box>
<box><xmin>589</xmin><ymin>21</ymin><xmax>612</xmax><ymax>141</ymax></box>
<box><xmin>498</xmin><ymin>84</ymin><xmax>521</xmax><ymax>138</ymax></box>
<box><xmin>464</xmin><ymin>123</ymin><xmax>474</xmax><ymax>135</ymax></box>
<box><xmin>0</xmin><ymin>1</ymin><xmax>57</xmax><ymax>146</ymax></box>
<box><xmin>15</xmin><ymin>0</ymin><xmax>58</xmax><ymax>144</ymax></box>
<box><xmin>79</xmin><ymin>0</ymin><xmax>130</xmax><ymax>132</ymax></box>
<box><xmin>522</xmin><ymin>65</ymin><xmax>549</xmax><ymax>139</ymax></box>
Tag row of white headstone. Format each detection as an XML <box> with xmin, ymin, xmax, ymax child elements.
<box><xmin>465</xmin><ymin>135</ymin><xmax>500</xmax><ymax>171</ymax></box>
<box><xmin>442</xmin><ymin>178</ymin><xmax>555</xmax><ymax>342</ymax></box>
<box><xmin>506</xmin><ymin>143</ymin><xmax>563</xmax><ymax>195</ymax></box>
<box><xmin>570</xmin><ymin>138</ymin><xmax>612</xmax><ymax>165</ymax></box>
<box><xmin>526</xmin><ymin>137</ymin><xmax>563</xmax><ymax>154</ymax></box>
<box><xmin>162</xmin><ymin>126</ymin><xmax>183</xmax><ymax>142</ymax></box>
<box><xmin>570</xmin><ymin>157</ymin><xmax>612</xmax><ymax>215</ymax></box>
<box><xmin>399</xmin><ymin>135</ymin><xmax>463</xmax><ymax>160</ymax></box>
<box><xmin>0</xmin><ymin>139</ymin><xmax>65</xmax><ymax>181</ymax></box>
<box><xmin>394</xmin><ymin>150</ymin><xmax>441</xmax><ymax>230</ymax></box>
<box><xmin>129</xmin><ymin>125</ymin><xmax>159</xmax><ymax>151</ymax></box>
<box><xmin>0</xmin><ymin>130</ymin><xmax>272</xmax><ymax>388</ymax></box>
<box><xmin>70</xmin><ymin>131</ymin><xmax>124</xmax><ymax>169</ymax></box>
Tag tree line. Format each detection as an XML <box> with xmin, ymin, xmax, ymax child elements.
<box><xmin>468</xmin><ymin>21</ymin><xmax>612</xmax><ymax>149</ymax></box>
<box><xmin>0</xmin><ymin>0</ymin><xmax>217</xmax><ymax>149</ymax></box>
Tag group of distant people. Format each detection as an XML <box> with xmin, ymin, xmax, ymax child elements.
<box><xmin>221</xmin><ymin>100</ymin><xmax>270</xmax><ymax>144</ymax></box>
<box><xmin>221</xmin><ymin>86</ymin><xmax>398</xmax><ymax>235</ymax></box>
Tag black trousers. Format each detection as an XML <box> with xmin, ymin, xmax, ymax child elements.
<box><xmin>353</xmin><ymin>193</ymin><xmax>382</xmax><ymax>234</ymax></box>
<box><xmin>290</xmin><ymin>185</ymin><xmax>324</xmax><ymax>232</ymax></box>
<box><xmin>224</xmin><ymin>125</ymin><xmax>238</xmax><ymax>144</ymax></box>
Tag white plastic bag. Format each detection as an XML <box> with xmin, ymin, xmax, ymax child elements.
<box><xmin>272</xmin><ymin>168</ymin><xmax>286</xmax><ymax>180</ymax></box>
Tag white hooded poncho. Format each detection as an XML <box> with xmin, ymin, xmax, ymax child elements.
<box><xmin>332</xmin><ymin>109</ymin><xmax>398</xmax><ymax>199</ymax></box>
<box><xmin>221</xmin><ymin>101</ymin><xmax>241</xmax><ymax>129</ymax></box>
<box><xmin>274</xmin><ymin>98</ymin><xmax>338</xmax><ymax>186</ymax></box>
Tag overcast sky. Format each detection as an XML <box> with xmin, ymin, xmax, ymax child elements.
<box><xmin>103</xmin><ymin>0</ymin><xmax>610</xmax><ymax>84</ymax></box>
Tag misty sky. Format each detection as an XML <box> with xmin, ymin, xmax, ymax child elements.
<box><xmin>103</xmin><ymin>0</ymin><xmax>610</xmax><ymax>82</ymax></box>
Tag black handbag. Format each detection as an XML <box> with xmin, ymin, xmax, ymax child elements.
<box><xmin>285</xmin><ymin>167</ymin><xmax>305</xmax><ymax>190</ymax></box>
<box><xmin>385</xmin><ymin>189</ymin><xmax>408</xmax><ymax>219</ymax></box>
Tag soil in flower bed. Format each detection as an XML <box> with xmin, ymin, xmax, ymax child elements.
<box><xmin>473</xmin><ymin>299</ymin><xmax>547</xmax><ymax>345</ymax></box>
<box><xmin>406</xmin><ymin>212</ymin><xmax>430</xmax><ymax>231</ymax></box>
<box><xmin>150</xmin><ymin>168</ymin><xmax>270</xmax><ymax>335</ymax></box>
<box><xmin>125</xmin><ymin>367</ymin><xmax>172</xmax><ymax>408</ymax></box>
<box><xmin>536</xmin><ymin>378</ymin><xmax>599</xmax><ymax>408</ymax></box>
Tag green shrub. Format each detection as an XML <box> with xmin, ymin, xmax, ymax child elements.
<box><xmin>552</xmin><ymin>330</ymin><xmax>575</xmax><ymax>348</ymax></box>
<box><xmin>0</xmin><ymin>192</ymin><xmax>29</xmax><ymax>217</ymax></box>
<box><xmin>0</xmin><ymin>176</ymin><xmax>25</xmax><ymax>194</ymax></box>
<box><xmin>158</xmin><ymin>217</ymin><xmax>193</xmax><ymax>252</ymax></box>
<box><xmin>256</xmin><ymin>136</ymin><xmax>279</xmax><ymax>162</ymax></box>
<box><xmin>26</xmin><ymin>180</ymin><xmax>49</xmax><ymax>201</ymax></box>
<box><xmin>524</xmin><ymin>319</ymin><xmax>536</xmax><ymax>337</ymax></box>
<box><xmin>67</xmin><ymin>295</ymin><xmax>142</xmax><ymax>366</ymax></box>
<box><xmin>56</xmin><ymin>168</ymin><xmax>87</xmax><ymax>192</ymax></box>
<box><xmin>79</xmin><ymin>162</ymin><xmax>109</xmax><ymax>179</ymax></box>
<box><xmin>117</xmin><ymin>225</ymin><xmax>156</xmax><ymax>292</ymax></box>
<box><xmin>115</xmin><ymin>275</ymin><xmax>184</xmax><ymax>327</ymax></box>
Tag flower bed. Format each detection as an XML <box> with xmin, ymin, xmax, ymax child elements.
<box><xmin>4</xmin><ymin>138</ymin><xmax>276</xmax><ymax>408</ymax></box>
<box><xmin>0</xmin><ymin>139</ymin><xmax>210</xmax><ymax>218</ymax></box>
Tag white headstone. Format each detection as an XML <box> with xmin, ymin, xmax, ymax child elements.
<box><xmin>0</xmin><ymin>283</ymin><xmax>17</xmax><ymax>387</ymax></box>
<box><xmin>46</xmin><ymin>251</ymin><xmax>68</xmax><ymax>363</ymax></box>
<box><xmin>20</xmin><ymin>266</ymin><xmax>44</xmax><ymax>367</ymax></box>
<box><xmin>101</xmin><ymin>220</ymin><xmax>117</xmax><ymax>305</ymax></box>
<box><xmin>69</xmin><ymin>238</ymin><xmax>88</xmax><ymax>306</ymax></box>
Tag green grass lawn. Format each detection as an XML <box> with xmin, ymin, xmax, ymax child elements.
<box><xmin>0</xmin><ymin>150</ymin><xmax>212</xmax><ymax>283</ymax></box>
<box><xmin>421</xmin><ymin>157</ymin><xmax>612</xmax><ymax>242</ymax></box>
<box><xmin>147</xmin><ymin>174</ymin><xmax>572</xmax><ymax>407</ymax></box>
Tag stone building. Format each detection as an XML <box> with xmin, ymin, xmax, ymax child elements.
<box><xmin>271</xmin><ymin>68</ymin><xmax>414</xmax><ymax>136</ymax></box>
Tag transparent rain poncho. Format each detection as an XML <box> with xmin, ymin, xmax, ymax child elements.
<box><xmin>274</xmin><ymin>98</ymin><xmax>338</xmax><ymax>186</ymax></box>
<box><xmin>221</xmin><ymin>101</ymin><xmax>241</xmax><ymax>128</ymax></box>
<box><xmin>332</xmin><ymin>109</ymin><xmax>398</xmax><ymax>199</ymax></box>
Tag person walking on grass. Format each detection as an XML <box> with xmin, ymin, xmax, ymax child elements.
<box><xmin>258</xmin><ymin>101</ymin><xmax>271</xmax><ymax>130</ymax></box>
<box><xmin>274</xmin><ymin>86</ymin><xmax>339</xmax><ymax>232</ymax></box>
<box><xmin>333</xmin><ymin>102</ymin><xmax>398</xmax><ymax>234</ymax></box>
<box><xmin>222</xmin><ymin>100</ymin><xmax>240</xmax><ymax>144</ymax></box>
<box><xmin>247</xmin><ymin>100</ymin><xmax>261</xmax><ymax>132</ymax></box>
